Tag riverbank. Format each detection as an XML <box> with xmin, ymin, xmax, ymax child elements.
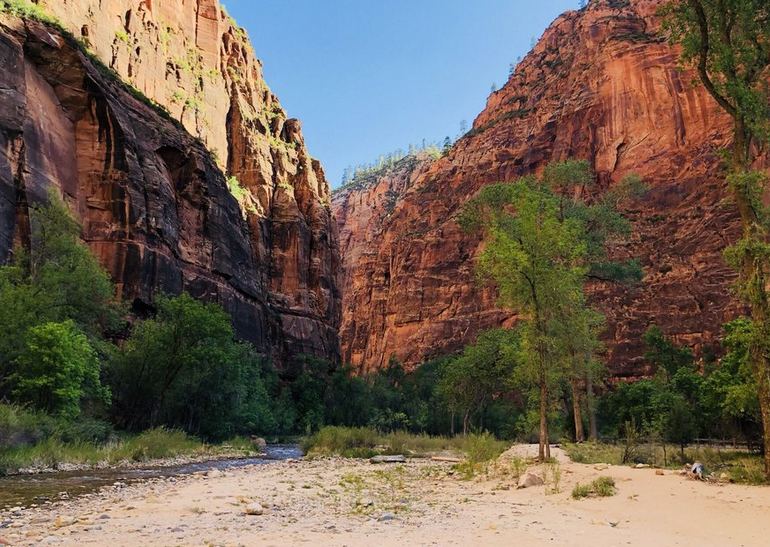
<box><xmin>1</xmin><ymin>445</ymin><xmax>768</xmax><ymax>546</ymax></box>
<box><xmin>0</xmin><ymin>427</ymin><xmax>265</xmax><ymax>477</ymax></box>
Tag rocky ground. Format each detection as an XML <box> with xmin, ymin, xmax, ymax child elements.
<box><xmin>1</xmin><ymin>446</ymin><xmax>768</xmax><ymax>546</ymax></box>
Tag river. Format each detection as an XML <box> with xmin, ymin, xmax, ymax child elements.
<box><xmin>0</xmin><ymin>444</ymin><xmax>302</xmax><ymax>509</ymax></box>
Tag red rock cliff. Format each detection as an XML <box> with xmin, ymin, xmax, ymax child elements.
<box><xmin>0</xmin><ymin>2</ymin><xmax>340</xmax><ymax>364</ymax></box>
<box><xmin>333</xmin><ymin>0</ymin><xmax>756</xmax><ymax>377</ymax></box>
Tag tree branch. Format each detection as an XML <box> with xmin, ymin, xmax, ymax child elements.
<box><xmin>687</xmin><ymin>0</ymin><xmax>738</xmax><ymax>117</ymax></box>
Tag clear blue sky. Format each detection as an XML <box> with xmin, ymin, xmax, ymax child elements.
<box><xmin>226</xmin><ymin>1</ymin><xmax>578</xmax><ymax>187</ymax></box>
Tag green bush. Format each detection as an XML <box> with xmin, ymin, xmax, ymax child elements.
<box><xmin>0</xmin><ymin>404</ymin><xmax>56</xmax><ymax>448</ymax></box>
<box><xmin>571</xmin><ymin>476</ymin><xmax>617</xmax><ymax>499</ymax></box>
<box><xmin>109</xmin><ymin>428</ymin><xmax>203</xmax><ymax>463</ymax></box>
<box><xmin>302</xmin><ymin>426</ymin><xmax>379</xmax><ymax>457</ymax></box>
<box><xmin>12</xmin><ymin>321</ymin><xmax>107</xmax><ymax>419</ymax></box>
<box><xmin>461</xmin><ymin>432</ymin><xmax>507</xmax><ymax>463</ymax></box>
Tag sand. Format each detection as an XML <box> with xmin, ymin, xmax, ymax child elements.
<box><xmin>1</xmin><ymin>445</ymin><xmax>768</xmax><ymax>546</ymax></box>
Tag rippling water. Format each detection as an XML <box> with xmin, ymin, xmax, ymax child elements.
<box><xmin>0</xmin><ymin>444</ymin><xmax>302</xmax><ymax>509</ymax></box>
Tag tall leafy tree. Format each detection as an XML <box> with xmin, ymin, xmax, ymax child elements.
<box><xmin>661</xmin><ymin>0</ymin><xmax>770</xmax><ymax>477</ymax></box>
<box><xmin>460</xmin><ymin>160</ymin><xmax>640</xmax><ymax>458</ymax></box>
<box><xmin>0</xmin><ymin>192</ymin><xmax>117</xmax><ymax>404</ymax></box>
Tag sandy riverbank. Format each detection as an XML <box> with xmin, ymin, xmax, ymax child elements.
<box><xmin>1</xmin><ymin>445</ymin><xmax>768</xmax><ymax>546</ymax></box>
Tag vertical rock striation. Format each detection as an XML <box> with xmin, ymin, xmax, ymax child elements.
<box><xmin>0</xmin><ymin>1</ymin><xmax>340</xmax><ymax>364</ymax></box>
<box><xmin>333</xmin><ymin>0</ymin><xmax>760</xmax><ymax>377</ymax></box>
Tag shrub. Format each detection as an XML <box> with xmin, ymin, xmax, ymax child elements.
<box><xmin>302</xmin><ymin>426</ymin><xmax>379</xmax><ymax>457</ymax></box>
<box><xmin>109</xmin><ymin>428</ymin><xmax>203</xmax><ymax>463</ymax></box>
<box><xmin>461</xmin><ymin>432</ymin><xmax>507</xmax><ymax>463</ymax></box>
<box><xmin>0</xmin><ymin>404</ymin><xmax>56</xmax><ymax>448</ymax></box>
<box><xmin>572</xmin><ymin>476</ymin><xmax>617</xmax><ymax>499</ymax></box>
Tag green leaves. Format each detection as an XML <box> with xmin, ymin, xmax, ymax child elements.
<box><xmin>108</xmin><ymin>293</ymin><xmax>274</xmax><ymax>441</ymax></box>
<box><xmin>460</xmin><ymin>160</ymin><xmax>641</xmax><ymax>449</ymax></box>
<box><xmin>438</xmin><ymin>329</ymin><xmax>521</xmax><ymax>431</ymax></box>
<box><xmin>11</xmin><ymin>321</ymin><xmax>106</xmax><ymax>419</ymax></box>
<box><xmin>0</xmin><ymin>193</ymin><xmax>119</xmax><ymax>413</ymax></box>
<box><xmin>660</xmin><ymin>0</ymin><xmax>770</xmax><ymax>160</ymax></box>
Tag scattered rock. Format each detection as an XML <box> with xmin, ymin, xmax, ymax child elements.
<box><xmin>206</xmin><ymin>469</ymin><xmax>224</xmax><ymax>478</ymax></box>
<box><xmin>370</xmin><ymin>455</ymin><xmax>407</xmax><ymax>464</ymax></box>
<box><xmin>97</xmin><ymin>514</ymin><xmax>111</xmax><ymax>520</ymax></box>
<box><xmin>593</xmin><ymin>464</ymin><xmax>609</xmax><ymax>471</ymax></box>
<box><xmin>378</xmin><ymin>512</ymin><xmax>396</xmax><ymax>522</ymax></box>
<box><xmin>250</xmin><ymin>437</ymin><xmax>268</xmax><ymax>451</ymax></box>
<box><xmin>244</xmin><ymin>503</ymin><xmax>264</xmax><ymax>516</ymax></box>
<box><xmin>517</xmin><ymin>472</ymin><xmax>545</xmax><ymax>489</ymax></box>
<box><xmin>634</xmin><ymin>463</ymin><xmax>650</xmax><ymax>469</ymax></box>
<box><xmin>357</xmin><ymin>498</ymin><xmax>374</xmax><ymax>507</ymax></box>
<box><xmin>53</xmin><ymin>516</ymin><xmax>77</xmax><ymax>529</ymax></box>
<box><xmin>655</xmin><ymin>469</ymin><xmax>665</xmax><ymax>476</ymax></box>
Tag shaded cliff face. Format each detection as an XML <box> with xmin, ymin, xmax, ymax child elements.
<box><xmin>0</xmin><ymin>2</ymin><xmax>340</xmax><ymax>364</ymax></box>
<box><xmin>333</xmin><ymin>0</ymin><xmax>750</xmax><ymax>377</ymax></box>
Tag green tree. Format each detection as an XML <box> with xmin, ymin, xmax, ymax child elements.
<box><xmin>643</xmin><ymin>325</ymin><xmax>695</xmax><ymax>381</ymax></box>
<box><xmin>108</xmin><ymin>293</ymin><xmax>274</xmax><ymax>440</ymax></box>
<box><xmin>661</xmin><ymin>0</ymin><xmax>770</xmax><ymax>477</ymax></box>
<box><xmin>0</xmin><ymin>192</ymin><xmax>117</xmax><ymax>407</ymax></box>
<box><xmin>438</xmin><ymin>329</ymin><xmax>520</xmax><ymax>435</ymax></box>
<box><xmin>556</xmin><ymin>306</ymin><xmax>605</xmax><ymax>442</ymax></box>
<box><xmin>460</xmin><ymin>160</ymin><xmax>639</xmax><ymax>459</ymax></box>
<box><xmin>11</xmin><ymin>321</ymin><xmax>107</xmax><ymax>419</ymax></box>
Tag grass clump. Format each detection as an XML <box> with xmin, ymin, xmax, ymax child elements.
<box><xmin>302</xmin><ymin>426</ymin><xmax>380</xmax><ymax>458</ymax></box>
<box><xmin>0</xmin><ymin>0</ymin><xmax>61</xmax><ymax>26</ymax></box>
<box><xmin>303</xmin><ymin>426</ymin><xmax>506</xmax><ymax>463</ymax></box>
<box><xmin>460</xmin><ymin>431</ymin><xmax>507</xmax><ymax>463</ymax></box>
<box><xmin>571</xmin><ymin>476</ymin><xmax>617</xmax><ymax>499</ymax></box>
<box><xmin>0</xmin><ymin>405</ymin><xmax>258</xmax><ymax>475</ymax></box>
<box><xmin>564</xmin><ymin>442</ymin><xmax>624</xmax><ymax>465</ymax></box>
<box><xmin>107</xmin><ymin>428</ymin><xmax>204</xmax><ymax>463</ymax></box>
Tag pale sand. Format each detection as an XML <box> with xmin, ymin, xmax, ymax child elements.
<box><xmin>2</xmin><ymin>445</ymin><xmax>768</xmax><ymax>546</ymax></box>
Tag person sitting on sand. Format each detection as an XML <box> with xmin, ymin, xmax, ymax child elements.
<box><xmin>691</xmin><ymin>461</ymin><xmax>704</xmax><ymax>480</ymax></box>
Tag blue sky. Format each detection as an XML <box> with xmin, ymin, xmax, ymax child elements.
<box><xmin>226</xmin><ymin>0</ymin><xmax>578</xmax><ymax>187</ymax></box>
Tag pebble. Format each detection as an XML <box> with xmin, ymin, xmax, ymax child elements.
<box><xmin>244</xmin><ymin>503</ymin><xmax>264</xmax><ymax>516</ymax></box>
<box><xmin>378</xmin><ymin>512</ymin><xmax>396</xmax><ymax>522</ymax></box>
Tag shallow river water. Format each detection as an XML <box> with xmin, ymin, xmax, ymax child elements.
<box><xmin>0</xmin><ymin>444</ymin><xmax>302</xmax><ymax>509</ymax></box>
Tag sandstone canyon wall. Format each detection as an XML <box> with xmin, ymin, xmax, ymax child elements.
<box><xmin>0</xmin><ymin>2</ymin><xmax>341</xmax><ymax>364</ymax></box>
<box><xmin>333</xmin><ymin>0</ymin><xmax>754</xmax><ymax>378</ymax></box>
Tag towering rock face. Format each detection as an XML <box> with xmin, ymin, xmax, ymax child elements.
<box><xmin>333</xmin><ymin>0</ymin><xmax>754</xmax><ymax>378</ymax></box>
<box><xmin>0</xmin><ymin>1</ymin><xmax>341</xmax><ymax>364</ymax></box>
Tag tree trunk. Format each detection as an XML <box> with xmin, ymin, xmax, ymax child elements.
<box><xmin>571</xmin><ymin>379</ymin><xmax>585</xmax><ymax>442</ymax></box>
<box><xmin>753</xmin><ymin>344</ymin><xmax>770</xmax><ymax>477</ymax></box>
<box><xmin>539</xmin><ymin>379</ymin><xmax>550</xmax><ymax>460</ymax></box>
<box><xmin>463</xmin><ymin>409</ymin><xmax>470</xmax><ymax>436</ymax></box>
<box><xmin>585</xmin><ymin>370</ymin><xmax>598</xmax><ymax>441</ymax></box>
<box><xmin>730</xmin><ymin>120</ymin><xmax>770</xmax><ymax>479</ymax></box>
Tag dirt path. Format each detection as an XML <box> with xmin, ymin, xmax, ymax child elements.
<box><xmin>1</xmin><ymin>446</ymin><xmax>768</xmax><ymax>546</ymax></box>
